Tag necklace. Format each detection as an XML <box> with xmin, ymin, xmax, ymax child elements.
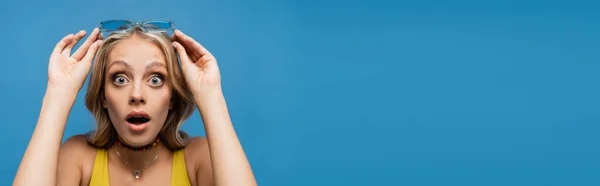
<box><xmin>115</xmin><ymin>146</ymin><xmax>161</xmax><ymax>179</ymax></box>
<box><xmin>116</xmin><ymin>138</ymin><xmax>160</xmax><ymax>151</ymax></box>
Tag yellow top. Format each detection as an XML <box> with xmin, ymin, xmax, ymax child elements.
<box><xmin>89</xmin><ymin>148</ymin><xmax>191</xmax><ymax>186</ymax></box>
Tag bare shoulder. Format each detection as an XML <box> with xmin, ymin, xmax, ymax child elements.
<box><xmin>59</xmin><ymin>134</ymin><xmax>97</xmax><ymax>170</ymax></box>
<box><xmin>58</xmin><ymin>134</ymin><xmax>98</xmax><ymax>186</ymax></box>
<box><xmin>62</xmin><ymin>134</ymin><xmax>95</xmax><ymax>149</ymax></box>
<box><xmin>60</xmin><ymin>134</ymin><xmax>98</xmax><ymax>156</ymax></box>
<box><xmin>184</xmin><ymin>136</ymin><xmax>209</xmax><ymax>154</ymax></box>
<box><xmin>184</xmin><ymin>136</ymin><xmax>214</xmax><ymax>185</ymax></box>
<box><xmin>184</xmin><ymin>136</ymin><xmax>211</xmax><ymax>166</ymax></box>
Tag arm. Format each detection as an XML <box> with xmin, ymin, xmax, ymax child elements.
<box><xmin>196</xmin><ymin>88</ymin><xmax>256</xmax><ymax>186</ymax></box>
<box><xmin>13</xmin><ymin>88</ymin><xmax>77</xmax><ymax>186</ymax></box>
<box><xmin>172</xmin><ymin>29</ymin><xmax>257</xmax><ymax>186</ymax></box>
<box><xmin>13</xmin><ymin>29</ymin><xmax>101</xmax><ymax>186</ymax></box>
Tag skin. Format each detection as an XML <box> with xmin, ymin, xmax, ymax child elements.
<box><xmin>12</xmin><ymin>28</ymin><xmax>257</xmax><ymax>186</ymax></box>
<box><xmin>103</xmin><ymin>34</ymin><xmax>173</xmax><ymax>147</ymax></box>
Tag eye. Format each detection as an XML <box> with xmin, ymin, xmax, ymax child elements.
<box><xmin>113</xmin><ymin>74</ymin><xmax>129</xmax><ymax>85</ymax></box>
<box><xmin>148</xmin><ymin>75</ymin><xmax>164</xmax><ymax>86</ymax></box>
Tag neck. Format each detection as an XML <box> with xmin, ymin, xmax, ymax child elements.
<box><xmin>116</xmin><ymin>138</ymin><xmax>161</xmax><ymax>151</ymax></box>
<box><xmin>110</xmin><ymin>139</ymin><xmax>167</xmax><ymax>171</ymax></box>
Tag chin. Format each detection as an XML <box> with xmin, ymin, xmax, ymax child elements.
<box><xmin>116</xmin><ymin>123</ymin><xmax>160</xmax><ymax>146</ymax></box>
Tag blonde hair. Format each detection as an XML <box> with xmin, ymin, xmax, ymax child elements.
<box><xmin>84</xmin><ymin>27</ymin><xmax>195</xmax><ymax>150</ymax></box>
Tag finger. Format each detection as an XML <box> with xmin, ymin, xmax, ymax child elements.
<box><xmin>52</xmin><ymin>34</ymin><xmax>75</xmax><ymax>56</ymax></box>
<box><xmin>199</xmin><ymin>54</ymin><xmax>215</xmax><ymax>66</ymax></box>
<box><xmin>174</xmin><ymin>30</ymin><xmax>212</xmax><ymax>58</ymax></box>
<box><xmin>179</xmin><ymin>30</ymin><xmax>211</xmax><ymax>56</ymax></box>
<box><xmin>172</xmin><ymin>30</ymin><xmax>199</xmax><ymax>60</ymax></box>
<box><xmin>173</xmin><ymin>41</ymin><xmax>194</xmax><ymax>69</ymax></box>
<box><xmin>81</xmin><ymin>40</ymin><xmax>103</xmax><ymax>64</ymax></box>
<box><xmin>73</xmin><ymin>28</ymin><xmax>101</xmax><ymax>60</ymax></box>
<box><xmin>62</xmin><ymin>30</ymin><xmax>86</xmax><ymax>56</ymax></box>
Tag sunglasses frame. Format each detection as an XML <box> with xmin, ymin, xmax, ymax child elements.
<box><xmin>99</xmin><ymin>19</ymin><xmax>175</xmax><ymax>34</ymax></box>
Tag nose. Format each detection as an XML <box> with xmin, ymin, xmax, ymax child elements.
<box><xmin>129</xmin><ymin>83</ymin><xmax>146</xmax><ymax>105</ymax></box>
<box><xmin>129</xmin><ymin>96</ymin><xmax>145</xmax><ymax>105</ymax></box>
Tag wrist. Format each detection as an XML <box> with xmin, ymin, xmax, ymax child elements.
<box><xmin>44</xmin><ymin>85</ymin><xmax>79</xmax><ymax>105</ymax></box>
<box><xmin>46</xmin><ymin>80</ymin><xmax>83</xmax><ymax>95</ymax></box>
<box><xmin>36</xmin><ymin>86</ymin><xmax>78</xmax><ymax>130</ymax></box>
<box><xmin>193</xmin><ymin>86</ymin><xmax>224</xmax><ymax>105</ymax></box>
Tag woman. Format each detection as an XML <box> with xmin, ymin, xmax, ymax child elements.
<box><xmin>13</xmin><ymin>20</ymin><xmax>256</xmax><ymax>186</ymax></box>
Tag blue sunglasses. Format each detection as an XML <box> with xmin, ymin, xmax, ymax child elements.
<box><xmin>99</xmin><ymin>19</ymin><xmax>175</xmax><ymax>35</ymax></box>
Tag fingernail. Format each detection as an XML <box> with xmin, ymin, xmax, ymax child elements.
<box><xmin>172</xmin><ymin>43</ymin><xmax>177</xmax><ymax>48</ymax></box>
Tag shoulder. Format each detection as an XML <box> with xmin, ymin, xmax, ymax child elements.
<box><xmin>58</xmin><ymin>134</ymin><xmax>99</xmax><ymax>186</ymax></box>
<box><xmin>61</xmin><ymin>134</ymin><xmax>98</xmax><ymax>154</ymax></box>
<box><xmin>183</xmin><ymin>136</ymin><xmax>213</xmax><ymax>185</ymax></box>
<box><xmin>183</xmin><ymin>136</ymin><xmax>211</xmax><ymax>165</ymax></box>
<box><xmin>60</xmin><ymin>134</ymin><xmax>99</xmax><ymax>169</ymax></box>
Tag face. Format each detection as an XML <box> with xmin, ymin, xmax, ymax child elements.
<box><xmin>102</xmin><ymin>35</ymin><xmax>172</xmax><ymax>147</ymax></box>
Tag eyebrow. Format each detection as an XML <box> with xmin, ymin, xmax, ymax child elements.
<box><xmin>108</xmin><ymin>60</ymin><xmax>133</xmax><ymax>71</ymax></box>
<box><xmin>108</xmin><ymin>61</ymin><xmax>166</xmax><ymax>71</ymax></box>
<box><xmin>145</xmin><ymin>61</ymin><xmax>166</xmax><ymax>71</ymax></box>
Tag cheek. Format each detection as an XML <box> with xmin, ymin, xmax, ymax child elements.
<box><xmin>103</xmin><ymin>94</ymin><xmax>128</xmax><ymax>129</ymax></box>
<box><xmin>104</xmin><ymin>88</ymin><xmax>129</xmax><ymax>117</ymax></box>
<box><xmin>150</xmin><ymin>87</ymin><xmax>172</xmax><ymax>109</ymax></box>
<box><xmin>148</xmin><ymin>87</ymin><xmax>172</xmax><ymax>128</ymax></box>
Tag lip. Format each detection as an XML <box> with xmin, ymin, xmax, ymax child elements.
<box><xmin>126</xmin><ymin>110</ymin><xmax>151</xmax><ymax>132</ymax></box>
<box><xmin>126</xmin><ymin>110</ymin><xmax>151</xmax><ymax>120</ymax></box>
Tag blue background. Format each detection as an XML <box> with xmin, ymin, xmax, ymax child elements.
<box><xmin>1</xmin><ymin>0</ymin><xmax>599</xmax><ymax>185</ymax></box>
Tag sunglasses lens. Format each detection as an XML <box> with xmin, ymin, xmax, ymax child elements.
<box><xmin>100</xmin><ymin>20</ymin><xmax>174</xmax><ymax>35</ymax></box>
<box><xmin>143</xmin><ymin>21</ymin><xmax>174</xmax><ymax>31</ymax></box>
<box><xmin>101</xmin><ymin>20</ymin><xmax>132</xmax><ymax>31</ymax></box>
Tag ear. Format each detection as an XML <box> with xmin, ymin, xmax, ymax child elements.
<box><xmin>101</xmin><ymin>91</ymin><xmax>108</xmax><ymax>108</ymax></box>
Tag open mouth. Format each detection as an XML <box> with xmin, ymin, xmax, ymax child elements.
<box><xmin>126</xmin><ymin>116</ymin><xmax>150</xmax><ymax>124</ymax></box>
<box><xmin>126</xmin><ymin>112</ymin><xmax>151</xmax><ymax>124</ymax></box>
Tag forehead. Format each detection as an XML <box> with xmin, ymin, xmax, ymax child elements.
<box><xmin>106</xmin><ymin>36</ymin><xmax>166</xmax><ymax>67</ymax></box>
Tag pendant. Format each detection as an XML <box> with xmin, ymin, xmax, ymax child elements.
<box><xmin>134</xmin><ymin>171</ymin><xmax>140</xmax><ymax>179</ymax></box>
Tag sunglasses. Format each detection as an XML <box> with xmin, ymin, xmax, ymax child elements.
<box><xmin>99</xmin><ymin>19</ymin><xmax>175</xmax><ymax>35</ymax></box>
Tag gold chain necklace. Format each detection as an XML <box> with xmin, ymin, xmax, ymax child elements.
<box><xmin>115</xmin><ymin>146</ymin><xmax>161</xmax><ymax>179</ymax></box>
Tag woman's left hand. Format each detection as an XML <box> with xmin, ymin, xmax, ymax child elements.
<box><xmin>172</xmin><ymin>30</ymin><xmax>221</xmax><ymax>94</ymax></box>
<box><xmin>173</xmin><ymin>31</ymin><xmax>257</xmax><ymax>186</ymax></box>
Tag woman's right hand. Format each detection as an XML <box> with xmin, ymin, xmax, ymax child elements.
<box><xmin>47</xmin><ymin>28</ymin><xmax>102</xmax><ymax>93</ymax></box>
